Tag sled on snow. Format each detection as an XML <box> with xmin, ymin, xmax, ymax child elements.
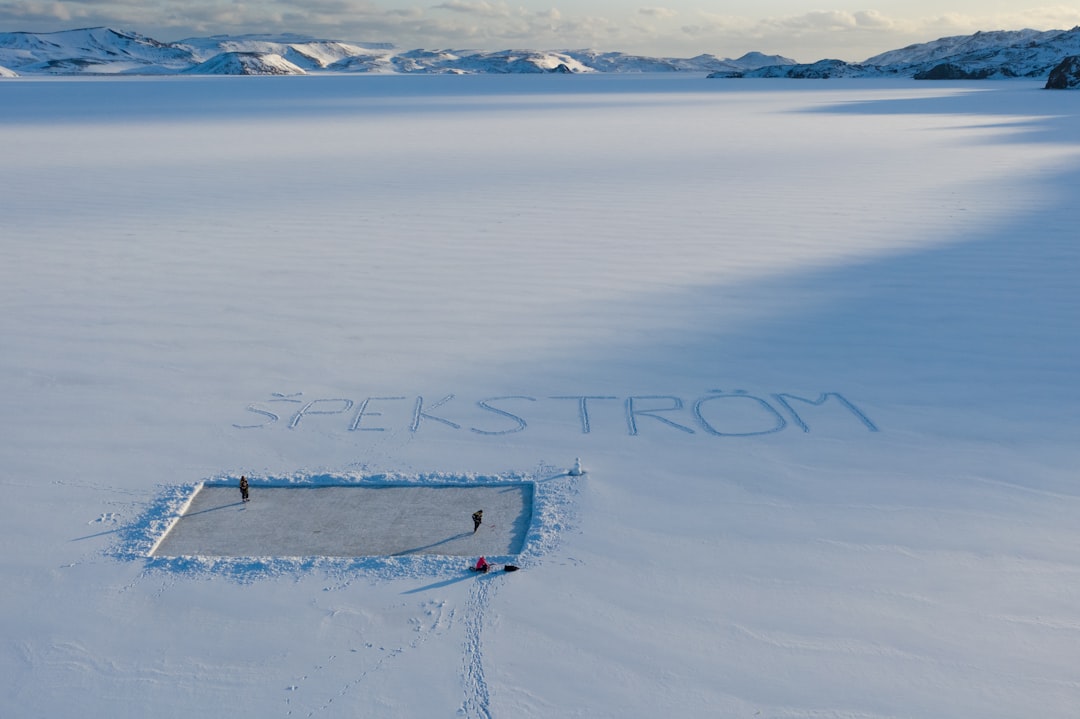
<box><xmin>469</xmin><ymin>562</ymin><xmax>519</xmax><ymax>573</ymax></box>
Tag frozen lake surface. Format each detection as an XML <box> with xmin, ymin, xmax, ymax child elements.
<box><xmin>2</xmin><ymin>74</ymin><xmax>1079</xmax><ymax>719</ymax></box>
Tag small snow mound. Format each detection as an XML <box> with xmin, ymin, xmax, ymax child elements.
<box><xmin>0</xmin><ymin>64</ymin><xmax>16</xmax><ymax>77</ymax></box>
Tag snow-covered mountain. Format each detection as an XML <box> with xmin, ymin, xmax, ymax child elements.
<box><xmin>714</xmin><ymin>26</ymin><xmax>1080</xmax><ymax>80</ymax></box>
<box><xmin>2</xmin><ymin>25</ymin><xmax>1079</xmax><ymax>78</ymax></box>
<box><xmin>0</xmin><ymin>27</ymin><xmax>793</xmax><ymax>76</ymax></box>
<box><xmin>176</xmin><ymin>33</ymin><xmax>394</xmax><ymax>70</ymax></box>
<box><xmin>724</xmin><ymin>58</ymin><xmax>894</xmax><ymax>79</ymax></box>
<box><xmin>0</xmin><ymin>27</ymin><xmax>195</xmax><ymax>75</ymax></box>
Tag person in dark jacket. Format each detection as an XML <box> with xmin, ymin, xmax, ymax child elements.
<box><xmin>239</xmin><ymin>475</ymin><xmax>250</xmax><ymax>502</ymax></box>
<box><xmin>472</xmin><ymin>509</ymin><xmax>483</xmax><ymax>533</ymax></box>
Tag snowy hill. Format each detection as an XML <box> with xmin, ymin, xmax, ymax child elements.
<box><xmin>439</xmin><ymin>50</ymin><xmax>588</xmax><ymax>74</ymax></box>
<box><xmin>558</xmin><ymin>50</ymin><xmax>795</xmax><ymax>74</ymax></box>
<box><xmin>728</xmin><ymin>58</ymin><xmax>895</xmax><ymax>79</ymax></box>
<box><xmin>183</xmin><ymin>51</ymin><xmax>307</xmax><ymax>75</ymax></box>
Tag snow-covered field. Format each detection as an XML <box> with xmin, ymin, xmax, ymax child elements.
<box><xmin>2</xmin><ymin>74</ymin><xmax>1079</xmax><ymax>718</ymax></box>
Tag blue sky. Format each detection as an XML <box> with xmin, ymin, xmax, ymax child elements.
<box><xmin>2</xmin><ymin>1</ymin><xmax>1078</xmax><ymax>60</ymax></box>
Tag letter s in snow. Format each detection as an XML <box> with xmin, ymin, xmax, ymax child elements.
<box><xmin>470</xmin><ymin>396</ymin><xmax>536</xmax><ymax>435</ymax></box>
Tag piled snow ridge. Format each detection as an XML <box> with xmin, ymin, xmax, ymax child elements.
<box><xmin>116</xmin><ymin>469</ymin><xmax>580</xmax><ymax>581</ymax></box>
<box><xmin>183</xmin><ymin>51</ymin><xmax>307</xmax><ymax>75</ymax></box>
<box><xmin>0</xmin><ymin>64</ymin><xmax>17</xmax><ymax>77</ymax></box>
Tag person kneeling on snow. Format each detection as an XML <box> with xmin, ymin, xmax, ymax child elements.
<box><xmin>474</xmin><ymin>556</ymin><xmax>489</xmax><ymax>573</ymax></box>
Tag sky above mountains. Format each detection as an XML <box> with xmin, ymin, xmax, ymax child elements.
<box><xmin>2</xmin><ymin>1</ymin><xmax>1079</xmax><ymax>61</ymax></box>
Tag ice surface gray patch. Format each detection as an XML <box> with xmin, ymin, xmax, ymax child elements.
<box><xmin>151</xmin><ymin>484</ymin><xmax>532</xmax><ymax>558</ymax></box>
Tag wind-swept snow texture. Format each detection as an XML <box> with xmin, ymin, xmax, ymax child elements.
<box><xmin>2</xmin><ymin>74</ymin><xmax>1080</xmax><ymax>719</ymax></box>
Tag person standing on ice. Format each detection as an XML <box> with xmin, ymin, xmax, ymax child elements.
<box><xmin>472</xmin><ymin>509</ymin><xmax>483</xmax><ymax>533</ymax></box>
<box><xmin>239</xmin><ymin>475</ymin><xmax>249</xmax><ymax>503</ymax></box>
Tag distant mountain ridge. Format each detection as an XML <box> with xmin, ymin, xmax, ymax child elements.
<box><xmin>0</xmin><ymin>27</ymin><xmax>794</xmax><ymax>76</ymax></box>
<box><xmin>1</xmin><ymin>25</ymin><xmax>1079</xmax><ymax>80</ymax></box>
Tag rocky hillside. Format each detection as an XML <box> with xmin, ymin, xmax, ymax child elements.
<box><xmin>711</xmin><ymin>26</ymin><xmax>1080</xmax><ymax>80</ymax></box>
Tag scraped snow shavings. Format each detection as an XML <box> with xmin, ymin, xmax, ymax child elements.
<box><xmin>114</xmin><ymin>466</ymin><xmax>578</xmax><ymax>582</ymax></box>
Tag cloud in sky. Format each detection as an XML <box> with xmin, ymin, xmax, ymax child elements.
<box><xmin>1</xmin><ymin>2</ymin><xmax>1078</xmax><ymax>60</ymax></box>
<box><xmin>433</xmin><ymin>1</ymin><xmax>511</xmax><ymax>18</ymax></box>
<box><xmin>680</xmin><ymin>8</ymin><xmax>905</xmax><ymax>54</ymax></box>
<box><xmin>638</xmin><ymin>7</ymin><xmax>678</xmax><ymax>20</ymax></box>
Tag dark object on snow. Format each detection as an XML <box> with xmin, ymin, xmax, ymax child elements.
<box><xmin>472</xmin><ymin>509</ymin><xmax>483</xmax><ymax>533</ymax></box>
<box><xmin>239</xmin><ymin>475</ymin><xmax>249</xmax><ymax>502</ymax></box>
<box><xmin>1046</xmin><ymin>56</ymin><xmax>1080</xmax><ymax>89</ymax></box>
<box><xmin>469</xmin><ymin>559</ymin><xmax>519</xmax><ymax>573</ymax></box>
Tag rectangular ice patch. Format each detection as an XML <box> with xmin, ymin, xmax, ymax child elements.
<box><xmin>151</xmin><ymin>484</ymin><xmax>532</xmax><ymax>558</ymax></box>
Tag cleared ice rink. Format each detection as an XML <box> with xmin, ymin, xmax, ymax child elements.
<box><xmin>152</xmin><ymin>483</ymin><xmax>532</xmax><ymax>557</ymax></box>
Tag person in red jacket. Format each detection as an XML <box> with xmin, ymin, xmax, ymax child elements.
<box><xmin>474</xmin><ymin>556</ymin><xmax>489</xmax><ymax>573</ymax></box>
